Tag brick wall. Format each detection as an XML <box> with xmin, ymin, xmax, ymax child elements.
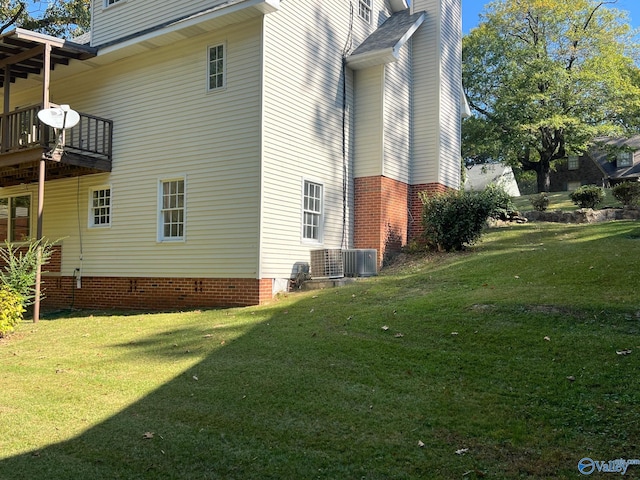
<box><xmin>0</xmin><ymin>244</ymin><xmax>61</xmax><ymax>272</ymax></box>
<box><xmin>354</xmin><ymin>176</ymin><xmax>409</xmax><ymax>266</ymax></box>
<box><xmin>41</xmin><ymin>276</ymin><xmax>274</xmax><ymax>311</ymax></box>
<box><xmin>408</xmin><ymin>183</ymin><xmax>450</xmax><ymax>241</ymax></box>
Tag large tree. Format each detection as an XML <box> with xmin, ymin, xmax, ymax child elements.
<box><xmin>0</xmin><ymin>1</ymin><xmax>90</xmax><ymax>38</ymax></box>
<box><xmin>463</xmin><ymin>0</ymin><xmax>640</xmax><ymax>192</ymax></box>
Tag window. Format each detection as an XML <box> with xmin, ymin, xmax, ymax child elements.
<box><xmin>0</xmin><ymin>195</ymin><xmax>31</xmax><ymax>242</ymax></box>
<box><xmin>302</xmin><ymin>180</ymin><xmax>323</xmax><ymax>242</ymax></box>
<box><xmin>567</xmin><ymin>181</ymin><xmax>582</xmax><ymax>191</ymax></box>
<box><xmin>89</xmin><ymin>187</ymin><xmax>111</xmax><ymax>228</ymax></box>
<box><xmin>208</xmin><ymin>44</ymin><xmax>226</xmax><ymax>91</ymax></box>
<box><xmin>359</xmin><ymin>0</ymin><xmax>372</xmax><ymax>23</ymax></box>
<box><xmin>617</xmin><ymin>151</ymin><xmax>633</xmax><ymax>168</ymax></box>
<box><xmin>159</xmin><ymin>178</ymin><xmax>185</xmax><ymax>241</ymax></box>
<box><xmin>567</xmin><ymin>155</ymin><xmax>579</xmax><ymax>170</ymax></box>
<box><xmin>104</xmin><ymin>0</ymin><xmax>122</xmax><ymax>6</ymax></box>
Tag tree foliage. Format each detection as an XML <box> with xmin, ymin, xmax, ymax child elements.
<box><xmin>463</xmin><ymin>0</ymin><xmax>640</xmax><ymax>192</ymax></box>
<box><xmin>0</xmin><ymin>1</ymin><xmax>90</xmax><ymax>39</ymax></box>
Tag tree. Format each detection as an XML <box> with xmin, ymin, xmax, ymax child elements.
<box><xmin>462</xmin><ymin>0</ymin><xmax>640</xmax><ymax>192</ymax></box>
<box><xmin>0</xmin><ymin>1</ymin><xmax>90</xmax><ymax>39</ymax></box>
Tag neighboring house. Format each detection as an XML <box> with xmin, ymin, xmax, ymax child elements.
<box><xmin>464</xmin><ymin>163</ymin><xmax>520</xmax><ymax>197</ymax></box>
<box><xmin>550</xmin><ymin>136</ymin><xmax>640</xmax><ymax>191</ymax></box>
<box><xmin>0</xmin><ymin>0</ymin><xmax>464</xmax><ymax>311</ymax></box>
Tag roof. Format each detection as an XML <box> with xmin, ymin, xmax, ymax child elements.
<box><xmin>346</xmin><ymin>9</ymin><xmax>425</xmax><ymax>70</ymax></box>
<box><xmin>0</xmin><ymin>28</ymin><xmax>97</xmax><ymax>87</ymax></box>
<box><xmin>590</xmin><ymin>136</ymin><xmax>640</xmax><ymax>180</ymax></box>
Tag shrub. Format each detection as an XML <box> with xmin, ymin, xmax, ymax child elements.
<box><xmin>612</xmin><ymin>182</ymin><xmax>640</xmax><ymax>207</ymax></box>
<box><xmin>570</xmin><ymin>185</ymin><xmax>604</xmax><ymax>209</ymax></box>
<box><xmin>0</xmin><ymin>239</ymin><xmax>54</xmax><ymax>307</ymax></box>
<box><xmin>0</xmin><ymin>287</ymin><xmax>25</xmax><ymax>337</ymax></box>
<box><xmin>420</xmin><ymin>186</ymin><xmax>510</xmax><ymax>252</ymax></box>
<box><xmin>529</xmin><ymin>192</ymin><xmax>550</xmax><ymax>211</ymax></box>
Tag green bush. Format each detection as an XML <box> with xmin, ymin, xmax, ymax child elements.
<box><xmin>0</xmin><ymin>239</ymin><xmax>54</xmax><ymax>307</ymax></box>
<box><xmin>612</xmin><ymin>182</ymin><xmax>640</xmax><ymax>207</ymax></box>
<box><xmin>0</xmin><ymin>287</ymin><xmax>25</xmax><ymax>337</ymax></box>
<box><xmin>529</xmin><ymin>192</ymin><xmax>550</xmax><ymax>211</ymax></box>
<box><xmin>569</xmin><ymin>185</ymin><xmax>604</xmax><ymax>209</ymax></box>
<box><xmin>420</xmin><ymin>186</ymin><xmax>510</xmax><ymax>252</ymax></box>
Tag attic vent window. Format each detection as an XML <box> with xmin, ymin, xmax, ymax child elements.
<box><xmin>567</xmin><ymin>155</ymin><xmax>579</xmax><ymax>170</ymax></box>
<box><xmin>359</xmin><ymin>0</ymin><xmax>372</xmax><ymax>23</ymax></box>
<box><xmin>104</xmin><ymin>0</ymin><xmax>122</xmax><ymax>6</ymax></box>
<box><xmin>617</xmin><ymin>151</ymin><xmax>633</xmax><ymax>168</ymax></box>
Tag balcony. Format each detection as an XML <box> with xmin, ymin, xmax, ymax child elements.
<box><xmin>0</xmin><ymin>104</ymin><xmax>113</xmax><ymax>187</ymax></box>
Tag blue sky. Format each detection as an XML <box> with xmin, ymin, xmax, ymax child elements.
<box><xmin>463</xmin><ymin>0</ymin><xmax>640</xmax><ymax>33</ymax></box>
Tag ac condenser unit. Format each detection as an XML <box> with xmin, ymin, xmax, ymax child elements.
<box><xmin>310</xmin><ymin>249</ymin><xmax>344</xmax><ymax>279</ymax></box>
<box><xmin>342</xmin><ymin>249</ymin><xmax>377</xmax><ymax>277</ymax></box>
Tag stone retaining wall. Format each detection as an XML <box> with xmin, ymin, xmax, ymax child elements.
<box><xmin>524</xmin><ymin>207</ymin><xmax>640</xmax><ymax>223</ymax></box>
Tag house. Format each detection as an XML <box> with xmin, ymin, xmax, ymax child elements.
<box><xmin>550</xmin><ymin>136</ymin><xmax>640</xmax><ymax>191</ymax></box>
<box><xmin>0</xmin><ymin>0</ymin><xmax>464</xmax><ymax>313</ymax></box>
<box><xmin>464</xmin><ymin>163</ymin><xmax>520</xmax><ymax>196</ymax></box>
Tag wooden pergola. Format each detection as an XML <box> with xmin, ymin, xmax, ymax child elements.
<box><xmin>0</xmin><ymin>28</ymin><xmax>113</xmax><ymax>321</ymax></box>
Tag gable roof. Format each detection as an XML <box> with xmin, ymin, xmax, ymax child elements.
<box><xmin>590</xmin><ymin>136</ymin><xmax>640</xmax><ymax>181</ymax></box>
<box><xmin>346</xmin><ymin>9</ymin><xmax>425</xmax><ymax>70</ymax></box>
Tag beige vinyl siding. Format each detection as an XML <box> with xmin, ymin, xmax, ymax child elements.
<box><xmin>260</xmin><ymin>0</ymin><xmax>394</xmax><ymax>278</ymax></box>
<box><xmin>382</xmin><ymin>41</ymin><xmax>412</xmax><ymax>184</ymax></box>
<box><xmin>354</xmin><ymin>65</ymin><xmax>384</xmax><ymax>178</ymax></box>
<box><xmin>5</xmin><ymin>19</ymin><xmax>264</xmax><ymax>279</ymax></box>
<box><xmin>92</xmin><ymin>0</ymin><xmax>235</xmax><ymax>46</ymax></box>
<box><xmin>410</xmin><ymin>0</ymin><xmax>461</xmax><ymax>189</ymax></box>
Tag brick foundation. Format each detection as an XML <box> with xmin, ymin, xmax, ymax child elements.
<box><xmin>354</xmin><ymin>176</ymin><xmax>409</xmax><ymax>266</ymax></box>
<box><xmin>354</xmin><ymin>177</ymin><xmax>451</xmax><ymax>264</ymax></box>
<box><xmin>41</xmin><ymin>276</ymin><xmax>274</xmax><ymax>311</ymax></box>
<box><xmin>408</xmin><ymin>183</ymin><xmax>451</xmax><ymax>240</ymax></box>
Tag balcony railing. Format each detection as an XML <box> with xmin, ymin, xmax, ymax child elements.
<box><xmin>0</xmin><ymin>105</ymin><xmax>113</xmax><ymax>162</ymax></box>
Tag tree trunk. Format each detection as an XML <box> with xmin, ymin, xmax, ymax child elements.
<box><xmin>535</xmin><ymin>160</ymin><xmax>551</xmax><ymax>193</ymax></box>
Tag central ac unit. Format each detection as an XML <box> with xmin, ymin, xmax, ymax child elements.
<box><xmin>342</xmin><ymin>249</ymin><xmax>377</xmax><ymax>277</ymax></box>
<box><xmin>310</xmin><ymin>249</ymin><xmax>344</xmax><ymax>279</ymax></box>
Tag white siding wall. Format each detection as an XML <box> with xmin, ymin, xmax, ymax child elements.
<box><xmin>91</xmin><ymin>0</ymin><xmax>233</xmax><ymax>46</ymax></box>
<box><xmin>4</xmin><ymin>19</ymin><xmax>264</xmax><ymax>278</ymax></box>
<box><xmin>260</xmin><ymin>0</ymin><xmax>394</xmax><ymax>278</ymax></box>
<box><xmin>411</xmin><ymin>0</ymin><xmax>462</xmax><ymax>189</ymax></box>
<box><xmin>354</xmin><ymin>65</ymin><xmax>384</xmax><ymax>178</ymax></box>
<box><xmin>383</xmin><ymin>40</ymin><xmax>412</xmax><ymax>183</ymax></box>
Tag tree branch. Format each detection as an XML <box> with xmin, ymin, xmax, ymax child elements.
<box><xmin>0</xmin><ymin>2</ymin><xmax>25</xmax><ymax>35</ymax></box>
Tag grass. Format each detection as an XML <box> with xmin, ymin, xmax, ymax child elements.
<box><xmin>512</xmin><ymin>189</ymin><xmax>623</xmax><ymax>212</ymax></box>
<box><xmin>1</xmin><ymin>221</ymin><xmax>640</xmax><ymax>479</ymax></box>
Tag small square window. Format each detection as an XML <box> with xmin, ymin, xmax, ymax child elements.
<box><xmin>208</xmin><ymin>44</ymin><xmax>226</xmax><ymax>91</ymax></box>
<box><xmin>567</xmin><ymin>155</ymin><xmax>579</xmax><ymax>170</ymax></box>
<box><xmin>89</xmin><ymin>187</ymin><xmax>111</xmax><ymax>228</ymax></box>
<box><xmin>104</xmin><ymin>0</ymin><xmax>121</xmax><ymax>6</ymax></box>
<box><xmin>617</xmin><ymin>151</ymin><xmax>633</xmax><ymax>168</ymax></box>
<box><xmin>359</xmin><ymin>0</ymin><xmax>372</xmax><ymax>23</ymax></box>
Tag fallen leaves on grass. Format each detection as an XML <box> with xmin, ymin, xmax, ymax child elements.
<box><xmin>616</xmin><ymin>349</ymin><xmax>632</xmax><ymax>356</ymax></box>
<box><xmin>142</xmin><ymin>432</ymin><xmax>154</xmax><ymax>440</ymax></box>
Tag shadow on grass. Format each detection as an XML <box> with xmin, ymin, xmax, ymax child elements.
<box><xmin>2</xmin><ymin>222</ymin><xmax>640</xmax><ymax>479</ymax></box>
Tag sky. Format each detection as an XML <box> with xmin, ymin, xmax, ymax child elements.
<box><xmin>462</xmin><ymin>0</ymin><xmax>640</xmax><ymax>33</ymax></box>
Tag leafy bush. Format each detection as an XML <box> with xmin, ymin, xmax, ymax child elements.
<box><xmin>420</xmin><ymin>186</ymin><xmax>511</xmax><ymax>252</ymax></box>
<box><xmin>0</xmin><ymin>239</ymin><xmax>54</xmax><ymax>307</ymax></box>
<box><xmin>570</xmin><ymin>185</ymin><xmax>604</xmax><ymax>209</ymax></box>
<box><xmin>612</xmin><ymin>182</ymin><xmax>640</xmax><ymax>207</ymax></box>
<box><xmin>529</xmin><ymin>192</ymin><xmax>550</xmax><ymax>211</ymax></box>
<box><xmin>0</xmin><ymin>287</ymin><xmax>25</xmax><ymax>337</ymax></box>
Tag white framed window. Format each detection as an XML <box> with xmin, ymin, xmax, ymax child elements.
<box><xmin>359</xmin><ymin>0</ymin><xmax>372</xmax><ymax>23</ymax></box>
<box><xmin>0</xmin><ymin>194</ymin><xmax>31</xmax><ymax>242</ymax></box>
<box><xmin>104</xmin><ymin>0</ymin><xmax>123</xmax><ymax>7</ymax></box>
<box><xmin>567</xmin><ymin>155</ymin><xmax>579</xmax><ymax>170</ymax></box>
<box><xmin>617</xmin><ymin>151</ymin><xmax>633</xmax><ymax>168</ymax></box>
<box><xmin>158</xmin><ymin>178</ymin><xmax>186</xmax><ymax>242</ymax></box>
<box><xmin>89</xmin><ymin>187</ymin><xmax>111</xmax><ymax>228</ymax></box>
<box><xmin>207</xmin><ymin>43</ymin><xmax>226</xmax><ymax>91</ymax></box>
<box><xmin>302</xmin><ymin>180</ymin><xmax>323</xmax><ymax>242</ymax></box>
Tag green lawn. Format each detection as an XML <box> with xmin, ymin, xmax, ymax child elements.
<box><xmin>1</xmin><ymin>221</ymin><xmax>640</xmax><ymax>479</ymax></box>
<box><xmin>512</xmin><ymin>189</ymin><xmax>623</xmax><ymax>212</ymax></box>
